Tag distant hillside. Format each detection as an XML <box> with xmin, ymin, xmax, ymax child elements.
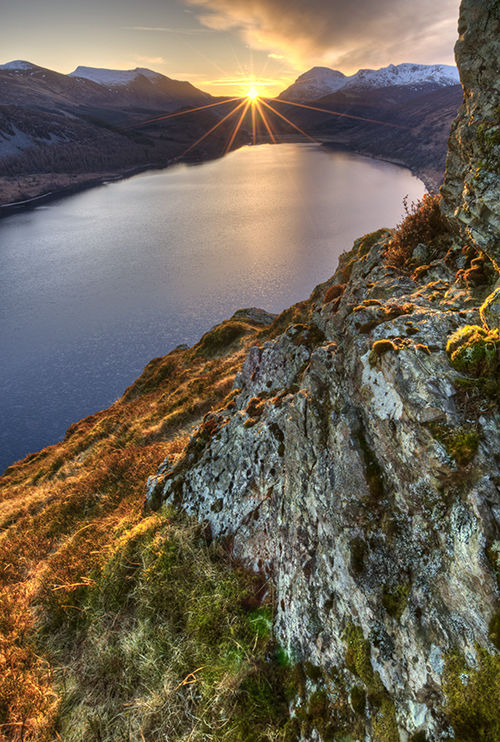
<box><xmin>279</xmin><ymin>62</ymin><xmax>460</xmax><ymax>102</ymax></box>
<box><xmin>268</xmin><ymin>83</ymin><xmax>463</xmax><ymax>190</ymax></box>
<box><xmin>0</xmin><ymin>61</ymin><xmax>244</xmax><ymax>210</ymax></box>
<box><xmin>0</xmin><ymin>58</ymin><xmax>463</xmax><ymax>209</ymax></box>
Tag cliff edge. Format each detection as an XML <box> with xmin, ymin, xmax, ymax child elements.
<box><xmin>145</xmin><ymin>2</ymin><xmax>500</xmax><ymax>739</ymax></box>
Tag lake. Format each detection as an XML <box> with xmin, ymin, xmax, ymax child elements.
<box><xmin>0</xmin><ymin>143</ymin><xmax>425</xmax><ymax>472</ymax></box>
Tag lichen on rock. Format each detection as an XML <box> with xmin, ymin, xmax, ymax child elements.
<box><xmin>148</xmin><ymin>221</ymin><xmax>500</xmax><ymax>740</ymax></box>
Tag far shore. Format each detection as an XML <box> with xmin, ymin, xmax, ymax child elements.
<box><xmin>0</xmin><ymin>137</ymin><xmax>437</xmax><ymax>218</ymax></box>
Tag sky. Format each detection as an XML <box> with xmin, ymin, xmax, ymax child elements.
<box><xmin>1</xmin><ymin>0</ymin><xmax>461</xmax><ymax>96</ymax></box>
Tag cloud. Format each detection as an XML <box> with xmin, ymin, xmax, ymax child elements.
<box><xmin>202</xmin><ymin>77</ymin><xmax>283</xmax><ymax>87</ymax></box>
<box><xmin>136</xmin><ymin>55</ymin><xmax>167</xmax><ymax>65</ymax></box>
<box><xmin>183</xmin><ymin>0</ymin><xmax>461</xmax><ymax>72</ymax></box>
<box><xmin>122</xmin><ymin>26</ymin><xmax>210</xmax><ymax>35</ymax></box>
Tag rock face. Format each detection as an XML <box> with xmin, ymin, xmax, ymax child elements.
<box><xmin>148</xmin><ymin>231</ymin><xmax>500</xmax><ymax>740</ymax></box>
<box><xmin>441</xmin><ymin>0</ymin><xmax>500</xmax><ymax>266</ymax></box>
<box><xmin>146</xmin><ymin>2</ymin><xmax>500</xmax><ymax>739</ymax></box>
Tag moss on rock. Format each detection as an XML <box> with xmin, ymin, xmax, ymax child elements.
<box><xmin>443</xmin><ymin>648</ymin><xmax>500</xmax><ymax>742</ymax></box>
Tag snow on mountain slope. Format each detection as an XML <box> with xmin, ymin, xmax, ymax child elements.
<box><xmin>279</xmin><ymin>62</ymin><xmax>460</xmax><ymax>101</ymax></box>
<box><xmin>344</xmin><ymin>63</ymin><xmax>459</xmax><ymax>90</ymax></box>
<box><xmin>279</xmin><ymin>67</ymin><xmax>346</xmax><ymax>102</ymax></box>
<box><xmin>0</xmin><ymin>61</ymin><xmax>38</xmax><ymax>71</ymax></box>
<box><xmin>69</xmin><ymin>66</ymin><xmax>163</xmax><ymax>86</ymax></box>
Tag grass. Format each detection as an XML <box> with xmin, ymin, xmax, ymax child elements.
<box><xmin>39</xmin><ymin>512</ymin><xmax>292</xmax><ymax>741</ymax></box>
<box><xmin>0</xmin><ymin>312</ymin><xmax>287</xmax><ymax>741</ymax></box>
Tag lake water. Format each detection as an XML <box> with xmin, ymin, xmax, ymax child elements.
<box><xmin>0</xmin><ymin>143</ymin><xmax>425</xmax><ymax>472</ymax></box>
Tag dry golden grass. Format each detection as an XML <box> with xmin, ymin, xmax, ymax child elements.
<box><xmin>0</xmin><ymin>313</ymin><xmax>297</xmax><ymax>741</ymax></box>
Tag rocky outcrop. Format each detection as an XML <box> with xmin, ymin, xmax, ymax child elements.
<box><xmin>145</xmin><ymin>2</ymin><xmax>500</xmax><ymax>739</ymax></box>
<box><xmin>441</xmin><ymin>0</ymin><xmax>500</xmax><ymax>266</ymax></box>
<box><xmin>148</xmin><ymin>230</ymin><xmax>500</xmax><ymax>740</ymax></box>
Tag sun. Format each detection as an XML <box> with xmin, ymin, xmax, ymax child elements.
<box><xmin>246</xmin><ymin>85</ymin><xmax>259</xmax><ymax>101</ymax></box>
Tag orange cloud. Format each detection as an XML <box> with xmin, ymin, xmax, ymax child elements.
<box><xmin>184</xmin><ymin>0</ymin><xmax>460</xmax><ymax>72</ymax></box>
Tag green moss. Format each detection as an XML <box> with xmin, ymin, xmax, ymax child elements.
<box><xmin>369</xmin><ymin>339</ymin><xmax>399</xmax><ymax>367</ymax></box>
<box><xmin>350</xmin><ymin>685</ymin><xmax>366</xmax><ymax>714</ymax></box>
<box><xmin>382</xmin><ymin>583</ymin><xmax>411</xmax><ymax>620</ymax></box>
<box><xmin>446</xmin><ymin>325</ymin><xmax>500</xmax><ymax>378</ymax></box>
<box><xmin>428</xmin><ymin>423</ymin><xmax>479</xmax><ymax>466</ymax></box>
<box><xmin>372</xmin><ymin>695</ymin><xmax>399</xmax><ymax>742</ymax></box>
<box><xmin>443</xmin><ymin>648</ymin><xmax>500</xmax><ymax>741</ymax></box>
<box><xmin>344</xmin><ymin>623</ymin><xmax>374</xmax><ymax>686</ymax></box>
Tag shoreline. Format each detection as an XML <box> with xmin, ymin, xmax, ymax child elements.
<box><xmin>0</xmin><ymin>139</ymin><xmax>436</xmax><ymax>219</ymax></box>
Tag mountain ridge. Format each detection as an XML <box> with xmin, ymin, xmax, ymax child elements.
<box><xmin>279</xmin><ymin>62</ymin><xmax>460</xmax><ymax>101</ymax></box>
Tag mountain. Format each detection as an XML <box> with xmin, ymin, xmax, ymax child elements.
<box><xmin>0</xmin><ymin>60</ymin><xmax>210</xmax><ymax>115</ymax></box>
<box><xmin>69</xmin><ymin>65</ymin><xmax>164</xmax><ymax>85</ymax></box>
<box><xmin>279</xmin><ymin>62</ymin><xmax>459</xmax><ymax>101</ymax></box>
<box><xmin>1</xmin><ymin>1</ymin><xmax>499</xmax><ymax>739</ymax></box>
<box><xmin>0</xmin><ymin>60</ymin><xmax>244</xmax><ymax>209</ymax></box>
<box><xmin>68</xmin><ymin>65</ymin><xmax>211</xmax><ymax>108</ymax></box>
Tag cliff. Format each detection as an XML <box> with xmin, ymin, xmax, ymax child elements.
<box><xmin>144</xmin><ymin>2</ymin><xmax>500</xmax><ymax>738</ymax></box>
<box><xmin>0</xmin><ymin>1</ymin><xmax>499</xmax><ymax>740</ymax></box>
<box><xmin>147</xmin><ymin>222</ymin><xmax>500</xmax><ymax>740</ymax></box>
<box><xmin>441</xmin><ymin>0</ymin><xmax>500</xmax><ymax>266</ymax></box>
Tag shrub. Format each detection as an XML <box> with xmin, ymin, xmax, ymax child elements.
<box><xmin>446</xmin><ymin>325</ymin><xmax>500</xmax><ymax>377</ymax></box>
<box><xmin>323</xmin><ymin>284</ymin><xmax>344</xmax><ymax>303</ymax></box>
<box><xmin>385</xmin><ymin>194</ymin><xmax>449</xmax><ymax>268</ymax></box>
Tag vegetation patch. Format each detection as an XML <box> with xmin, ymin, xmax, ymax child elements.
<box><xmin>382</xmin><ymin>583</ymin><xmax>411</xmax><ymax>620</ymax></box>
<box><xmin>443</xmin><ymin>648</ymin><xmax>500</xmax><ymax>741</ymax></box>
<box><xmin>428</xmin><ymin>422</ymin><xmax>479</xmax><ymax>466</ymax></box>
<box><xmin>356</xmin><ymin>228</ymin><xmax>390</xmax><ymax>257</ymax></box>
<box><xmin>369</xmin><ymin>339</ymin><xmax>399</xmax><ymax>367</ymax></box>
<box><xmin>38</xmin><ymin>511</ymin><xmax>293</xmax><ymax>741</ymax></box>
<box><xmin>194</xmin><ymin>320</ymin><xmax>253</xmax><ymax>357</ymax></box>
<box><xmin>323</xmin><ymin>284</ymin><xmax>345</xmax><ymax>303</ymax></box>
<box><xmin>384</xmin><ymin>194</ymin><xmax>450</xmax><ymax>269</ymax></box>
<box><xmin>344</xmin><ymin>623</ymin><xmax>374</xmax><ymax>686</ymax></box>
<box><xmin>0</xmin><ymin>323</ymin><xmax>264</xmax><ymax>739</ymax></box>
<box><xmin>447</xmin><ymin>325</ymin><xmax>500</xmax><ymax>377</ymax></box>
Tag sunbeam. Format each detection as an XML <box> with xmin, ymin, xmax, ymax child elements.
<box><xmin>277</xmin><ymin>98</ymin><xmax>410</xmax><ymax>130</ymax></box>
<box><xmin>178</xmin><ymin>99</ymin><xmax>247</xmax><ymax>159</ymax></box>
<box><xmin>128</xmin><ymin>78</ymin><xmax>414</xmax><ymax>161</ymax></box>
<box><xmin>260</xmin><ymin>99</ymin><xmax>319</xmax><ymax>144</ymax></box>
<box><xmin>255</xmin><ymin>99</ymin><xmax>277</xmax><ymax>144</ymax></box>
<box><xmin>225</xmin><ymin>99</ymin><xmax>251</xmax><ymax>154</ymax></box>
<box><xmin>128</xmin><ymin>97</ymin><xmax>242</xmax><ymax>129</ymax></box>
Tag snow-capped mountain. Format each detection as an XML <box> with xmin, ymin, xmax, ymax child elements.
<box><xmin>279</xmin><ymin>63</ymin><xmax>460</xmax><ymax>101</ymax></box>
<box><xmin>69</xmin><ymin>66</ymin><xmax>163</xmax><ymax>86</ymax></box>
<box><xmin>279</xmin><ymin>67</ymin><xmax>347</xmax><ymax>102</ymax></box>
<box><xmin>0</xmin><ymin>60</ymin><xmax>38</xmax><ymax>71</ymax></box>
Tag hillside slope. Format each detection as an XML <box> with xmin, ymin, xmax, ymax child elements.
<box><xmin>0</xmin><ymin>1</ymin><xmax>499</xmax><ymax>740</ymax></box>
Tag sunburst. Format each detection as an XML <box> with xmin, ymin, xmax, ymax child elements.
<box><xmin>128</xmin><ymin>83</ymin><xmax>410</xmax><ymax>162</ymax></box>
